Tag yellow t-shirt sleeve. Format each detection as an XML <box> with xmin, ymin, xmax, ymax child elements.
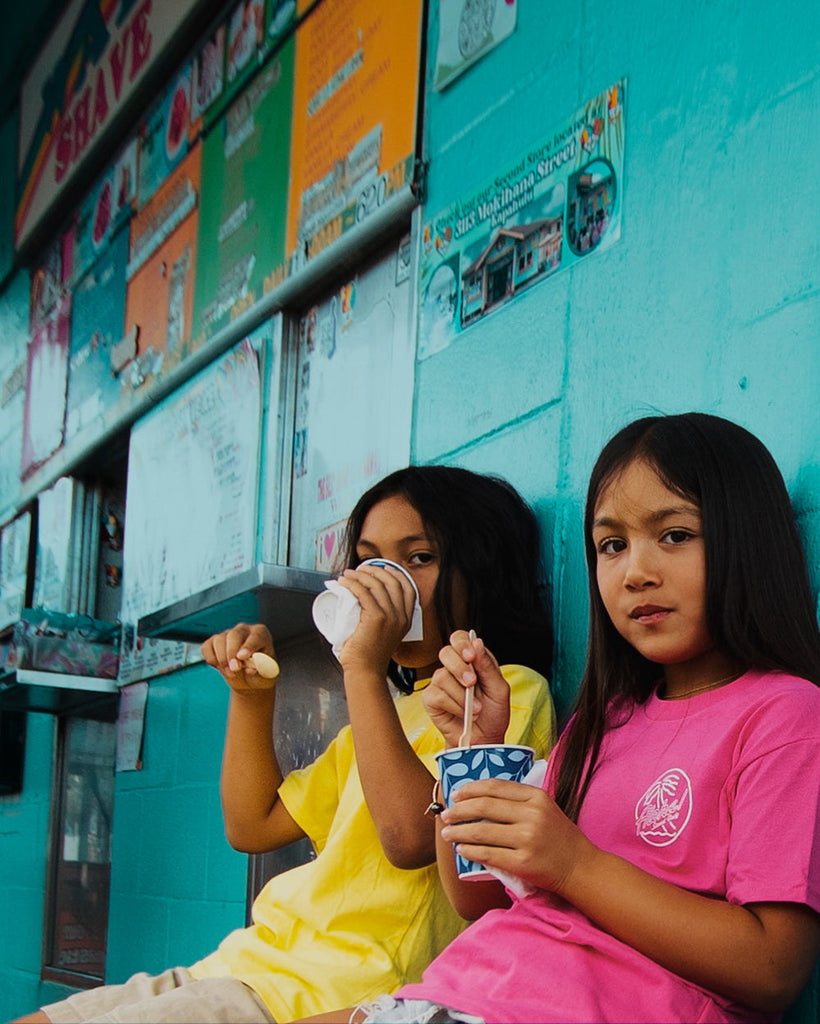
<box><xmin>501</xmin><ymin>663</ymin><xmax>557</xmax><ymax>760</ymax></box>
<box><xmin>278</xmin><ymin>726</ymin><xmax>353</xmax><ymax>853</ymax></box>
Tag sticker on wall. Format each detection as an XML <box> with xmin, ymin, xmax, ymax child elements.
<box><xmin>434</xmin><ymin>0</ymin><xmax>518</xmax><ymax>91</ymax></box>
<box><xmin>418</xmin><ymin>79</ymin><xmax>626</xmax><ymax>359</ymax></box>
<box><xmin>315</xmin><ymin>517</ymin><xmax>347</xmax><ymax>573</ymax></box>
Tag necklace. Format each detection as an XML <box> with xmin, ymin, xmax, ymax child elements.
<box><xmin>661</xmin><ymin>672</ymin><xmax>740</xmax><ymax>701</ymax></box>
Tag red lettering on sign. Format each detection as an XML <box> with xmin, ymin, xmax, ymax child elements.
<box><xmin>48</xmin><ymin>0</ymin><xmax>155</xmax><ymax>190</ymax></box>
<box><xmin>92</xmin><ymin>67</ymin><xmax>109</xmax><ymax>130</ymax></box>
<box><xmin>55</xmin><ymin>118</ymin><xmax>73</xmax><ymax>183</ymax></box>
<box><xmin>130</xmin><ymin>0</ymin><xmax>152</xmax><ymax>79</ymax></box>
<box><xmin>73</xmin><ymin>88</ymin><xmax>91</xmax><ymax>157</ymax></box>
<box><xmin>109</xmin><ymin>34</ymin><xmax>128</xmax><ymax>101</ymax></box>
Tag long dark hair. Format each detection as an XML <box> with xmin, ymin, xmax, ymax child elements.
<box><xmin>555</xmin><ymin>412</ymin><xmax>820</xmax><ymax>820</ymax></box>
<box><xmin>340</xmin><ymin>465</ymin><xmax>553</xmax><ymax>692</ymax></box>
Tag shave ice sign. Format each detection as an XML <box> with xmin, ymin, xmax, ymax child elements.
<box><xmin>16</xmin><ymin>0</ymin><xmax>203</xmax><ymax>250</ymax></box>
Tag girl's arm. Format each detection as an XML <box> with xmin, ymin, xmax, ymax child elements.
<box><xmin>334</xmin><ymin>564</ymin><xmax>440</xmax><ymax>869</ymax></box>
<box><xmin>441</xmin><ymin>779</ymin><xmax>820</xmax><ymax>1012</ymax></box>
<box><xmin>203</xmin><ymin>623</ymin><xmax>307</xmax><ymax>853</ymax></box>
<box><xmin>433</xmin><ymin>812</ymin><xmax>511</xmax><ymax>919</ymax></box>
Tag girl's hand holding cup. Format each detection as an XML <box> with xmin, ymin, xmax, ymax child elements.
<box><xmin>335</xmin><ymin>562</ymin><xmax>417</xmax><ymax>676</ymax></box>
<box><xmin>424</xmin><ymin>631</ymin><xmax>511</xmax><ymax>748</ymax></box>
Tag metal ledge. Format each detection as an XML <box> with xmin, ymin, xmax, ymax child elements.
<box><xmin>0</xmin><ymin>668</ymin><xmax>119</xmax><ymax>719</ymax></box>
<box><xmin>137</xmin><ymin>564</ymin><xmax>328</xmax><ymax>643</ymax></box>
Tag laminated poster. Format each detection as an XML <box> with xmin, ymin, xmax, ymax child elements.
<box><xmin>286</xmin><ymin>0</ymin><xmax>423</xmax><ymax>270</ymax></box>
<box><xmin>192</xmin><ymin>39</ymin><xmax>294</xmax><ymax>343</ymax></box>
<box><xmin>0</xmin><ymin>512</ymin><xmax>32</xmax><ymax>632</ymax></box>
<box><xmin>121</xmin><ymin>338</ymin><xmax>262</xmax><ymax>622</ymax></box>
<box><xmin>124</xmin><ymin>144</ymin><xmax>202</xmax><ymax>387</ymax></box>
<box><xmin>65</xmin><ymin>224</ymin><xmax>129</xmax><ymax>443</ymax></box>
<box><xmin>434</xmin><ymin>0</ymin><xmax>518</xmax><ymax>91</ymax></box>
<box><xmin>70</xmin><ymin>138</ymin><xmax>137</xmax><ymax>287</ymax></box>
<box><xmin>418</xmin><ymin>79</ymin><xmax>626</xmax><ymax>360</ymax></box>
<box><xmin>21</xmin><ymin>292</ymin><xmax>71</xmax><ymax>478</ymax></box>
<box><xmin>0</xmin><ymin>273</ymin><xmax>30</xmax><ymax>522</ymax></box>
<box><xmin>137</xmin><ymin>65</ymin><xmax>193</xmax><ymax>208</ymax></box>
<box><xmin>288</xmin><ymin>240</ymin><xmax>413</xmax><ymax>570</ymax></box>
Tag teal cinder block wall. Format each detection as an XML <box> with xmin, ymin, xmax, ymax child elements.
<box><xmin>104</xmin><ymin>664</ymin><xmax>247</xmax><ymax>984</ymax></box>
<box><xmin>0</xmin><ymin>666</ymin><xmax>247</xmax><ymax>1020</ymax></box>
<box><xmin>417</xmin><ymin>0</ymin><xmax>820</xmax><ymax>719</ymax></box>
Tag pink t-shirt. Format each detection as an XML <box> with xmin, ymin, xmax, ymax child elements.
<box><xmin>399</xmin><ymin>669</ymin><xmax>820</xmax><ymax>1023</ymax></box>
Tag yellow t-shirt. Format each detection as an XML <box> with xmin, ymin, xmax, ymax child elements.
<box><xmin>190</xmin><ymin>665</ymin><xmax>555</xmax><ymax>1022</ymax></box>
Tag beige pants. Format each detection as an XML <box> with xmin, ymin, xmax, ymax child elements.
<box><xmin>41</xmin><ymin>967</ymin><xmax>275</xmax><ymax>1024</ymax></box>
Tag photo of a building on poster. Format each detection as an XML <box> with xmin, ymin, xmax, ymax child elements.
<box><xmin>418</xmin><ymin>80</ymin><xmax>626</xmax><ymax>360</ymax></box>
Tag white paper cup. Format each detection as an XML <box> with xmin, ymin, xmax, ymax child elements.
<box><xmin>311</xmin><ymin>557</ymin><xmax>423</xmax><ymax>655</ymax></box>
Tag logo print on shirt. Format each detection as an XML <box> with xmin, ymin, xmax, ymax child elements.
<box><xmin>635</xmin><ymin>768</ymin><xmax>692</xmax><ymax>846</ymax></box>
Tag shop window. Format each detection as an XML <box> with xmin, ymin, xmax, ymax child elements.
<box><xmin>42</xmin><ymin>715</ymin><xmax>117</xmax><ymax>987</ymax></box>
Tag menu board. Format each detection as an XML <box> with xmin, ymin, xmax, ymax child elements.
<box><xmin>192</xmin><ymin>39</ymin><xmax>295</xmax><ymax>343</ymax></box>
<box><xmin>124</xmin><ymin>144</ymin><xmax>202</xmax><ymax>380</ymax></box>
<box><xmin>288</xmin><ymin>237</ymin><xmax>414</xmax><ymax>570</ymax></box>
<box><xmin>286</xmin><ymin>0</ymin><xmax>423</xmax><ymax>269</ymax></box>
<box><xmin>122</xmin><ymin>337</ymin><xmax>263</xmax><ymax>621</ymax></box>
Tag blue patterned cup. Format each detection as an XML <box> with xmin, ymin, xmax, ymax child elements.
<box><xmin>435</xmin><ymin>744</ymin><xmax>535</xmax><ymax>879</ymax></box>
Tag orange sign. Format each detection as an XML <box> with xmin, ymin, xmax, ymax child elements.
<box><xmin>124</xmin><ymin>144</ymin><xmax>202</xmax><ymax>378</ymax></box>
<box><xmin>287</xmin><ymin>0</ymin><xmax>423</xmax><ymax>265</ymax></box>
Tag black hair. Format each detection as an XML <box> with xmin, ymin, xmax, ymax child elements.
<box><xmin>340</xmin><ymin>465</ymin><xmax>553</xmax><ymax>692</ymax></box>
<box><xmin>555</xmin><ymin>412</ymin><xmax>820</xmax><ymax>820</ymax></box>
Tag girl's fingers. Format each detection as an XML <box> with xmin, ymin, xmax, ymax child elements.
<box><xmin>423</xmin><ymin>668</ymin><xmax>472</xmax><ymax>720</ymax></box>
<box><xmin>442</xmin><ymin>779</ymin><xmax>537</xmax><ymax>820</ymax></box>
<box><xmin>340</xmin><ymin>565</ymin><xmax>414</xmax><ymax>623</ymax></box>
<box><xmin>437</xmin><ymin>641</ymin><xmax>477</xmax><ymax>687</ymax></box>
<box><xmin>440</xmin><ymin>819</ymin><xmax>522</xmax><ymax>851</ymax></box>
<box><xmin>201</xmin><ymin>623</ymin><xmax>275</xmax><ymax>676</ymax></box>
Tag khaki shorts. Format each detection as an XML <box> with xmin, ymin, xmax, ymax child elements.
<box><xmin>41</xmin><ymin>967</ymin><xmax>276</xmax><ymax>1024</ymax></box>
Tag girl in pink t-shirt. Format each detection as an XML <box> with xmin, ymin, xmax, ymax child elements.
<box><xmin>298</xmin><ymin>412</ymin><xmax>820</xmax><ymax>1024</ymax></box>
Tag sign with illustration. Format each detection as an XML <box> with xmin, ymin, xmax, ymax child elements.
<box><xmin>418</xmin><ymin>79</ymin><xmax>626</xmax><ymax>359</ymax></box>
<box><xmin>123</xmin><ymin>144</ymin><xmax>202</xmax><ymax>387</ymax></box>
<box><xmin>70</xmin><ymin>138</ymin><xmax>137</xmax><ymax>287</ymax></box>
<box><xmin>286</xmin><ymin>0</ymin><xmax>423</xmax><ymax>271</ymax></box>
<box><xmin>137</xmin><ymin>65</ymin><xmax>194</xmax><ymax>208</ymax></box>
<box><xmin>433</xmin><ymin>0</ymin><xmax>518</xmax><ymax>91</ymax></box>
<box><xmin>192</xmin><ymin>39</ymin><xmax>294</xmax><ymax>343</ymax></box>
<box><xmin>65</xmin><ymin>224</ymin><xmax>129</xmax><ymax>443</ymax></box>
<box><xmin>16</xmin><ymin>0</ymin><xmax>206</xmax><ymax>250</ymax></box>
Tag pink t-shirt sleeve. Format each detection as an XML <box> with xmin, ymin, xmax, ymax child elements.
<box><xmin>724</xmin><ymin>703</ymin><xmax>820</xmax><ymax>910</ymax></box>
